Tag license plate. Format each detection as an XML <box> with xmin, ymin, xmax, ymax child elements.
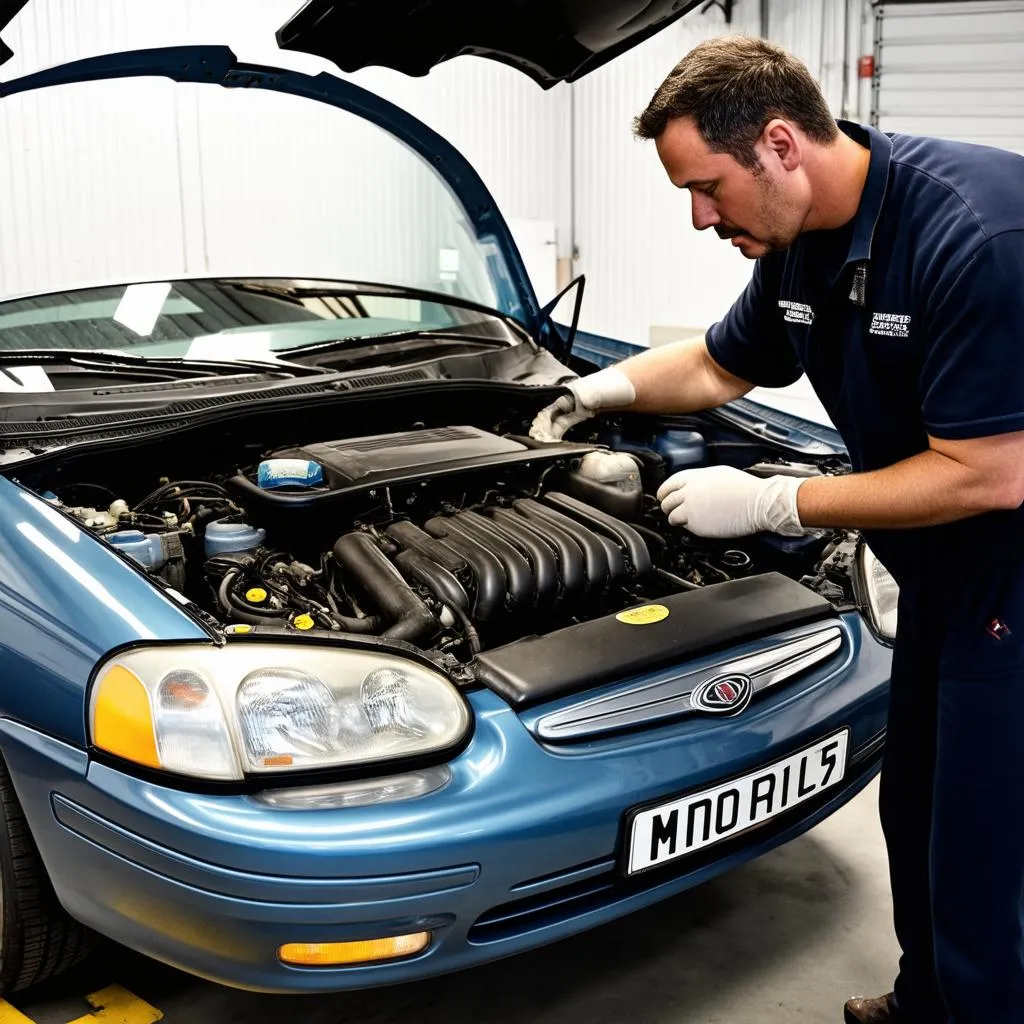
<box><xmin>625</xmin><ymin>730</ymin><xmax>849</xmax><ymax>875</ymax></box>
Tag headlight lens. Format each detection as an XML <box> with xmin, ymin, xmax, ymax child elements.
<box><xmin>858</xmin><ymin>543</ymin><xmax>899</xmax><ymax>641</ymax></box>
<box><xmin>89</xmin><ymin>644</ymin><xmax>470</xmax><ymax>781</ymax></box>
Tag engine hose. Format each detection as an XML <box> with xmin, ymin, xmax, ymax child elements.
<box><xmin>490</xmin><ymin>507</ymin><xmax>586</xmax><ymax>600</ymax></box>
<box><xmin>218</xmin><ymin>569</ymin><xmax>288</xmax><ymax>624</ymax></box>
<box><xmin>218</xmin><ymin>567</ymin><xmax>381</xmax><ymax>634</ymax></box>
<box><xmin>480</xmin><ymin>508</ymin><xmax>559</xmax><ymax>606</ymax></box>
<box><xmin>282</xmin><ymin>586</ymin><xmax>380</xmax><ymax>633</ymax></box>
<box><xmin>514</xmin><ymin>498</ymin><xmax>611</xmax><ymax>591</ymax></box>
<box><xmin>333</xmin><ymin>532</ymin><xmax>438</xmax><ymax>643</ymax></box>
<box><xmin>423</xmin><ymin>518</ymin><xmax>506</xmax><ymax>621</ymax></box>
<box><xmin>135</xmin><ymin>479</ymin><xmax>228</xmax><ymax>510</ymax></box>
<box><xmin>448</xmin><ymin>514</ymin><xmax>534</xmax><ymax>608</ymax></box>
<box><xmin>385</xmin><ymin>521</ymin><xmax>469</xmax><ymax>578</ymax></box>
<box><xmin>654</xmin><ymin>567</ymin><xmax>701</xmax><ymax>592</ymax></box>
<box><xmin>542</xmin><ymin>492</ymin><xmax>652</xmax><ymax>576</ymax></box>
<box><xmin>451</xmin><ymin>603</ymin><xmax>482</xmax><ymax>656</ymax></box>
<box><xmin>325</xmin><ymin>610</ymin><xmax>380</xmax><ymax>633</ymax></box>
<box><xmin>393</xmin><ymin>548</ymin><xmax>470</xmax><ymax>612</ymax></box>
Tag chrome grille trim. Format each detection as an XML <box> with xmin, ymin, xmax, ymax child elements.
<box><xmin>533</xmin><ymin>621</ymin><xmax>847</xmax><ymax>742</ymax></box>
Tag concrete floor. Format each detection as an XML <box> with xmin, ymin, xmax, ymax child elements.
<box><xmin>9</xmin><ymin>777</ymin><xmax>899</xmax><ymax>1024</ymax></box>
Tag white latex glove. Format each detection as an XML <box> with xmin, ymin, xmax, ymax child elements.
<box><xmin>529</xmin><ymin>366</ymin><xmax>636</xmax><ymax>441</ymax></box>
<box><xmin>657</xmin><ymin>465</ymin><xmax>808</xmax><ymax>538</ymax></box>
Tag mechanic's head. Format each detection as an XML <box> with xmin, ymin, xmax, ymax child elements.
<box><xmin>634</xmin><ymin>36</ymin><xmax>839</xmax><ymax>258</ymax></box>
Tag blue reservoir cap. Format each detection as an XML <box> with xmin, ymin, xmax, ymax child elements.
<box><xmin>108</xmin><ymin>530</ymin><xmax>166</xmax><ymax>570</ymax></box>
<box><xmin>109</xmin><ymin>530</ymin><xmax>146</xmax><ymax>545</ymax></box>
<box><xmin>257</xmin><ymin>458</ymin><xmax>324</xmax><ymax>490</ymax></box>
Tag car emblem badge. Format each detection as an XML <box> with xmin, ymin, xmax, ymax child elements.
<box><xmin>690</xmin><ymin>673</ymin><xmax>754</xmax><ymax>716</ymax></box>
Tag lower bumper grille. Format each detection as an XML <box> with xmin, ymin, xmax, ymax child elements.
<box><xmin>468</xmin><ymin>729</ymin><xmax>885</xmax><ymax>945</ymax></box>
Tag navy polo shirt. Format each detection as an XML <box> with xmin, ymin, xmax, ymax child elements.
<box><xmin>706</xmin><ymin>121</ymin><xmax>1024</xmax><ymax>595</ymax></box>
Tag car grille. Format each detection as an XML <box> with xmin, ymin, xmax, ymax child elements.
<box><xmin>467</xmin><ymin>728</ymin><xmax>885</xmax><ymax>945</ymax></box>
<box><xmin>531</xmin><ymin>620</ymin><xmax>849</xmax><ymax>742</ymax></box>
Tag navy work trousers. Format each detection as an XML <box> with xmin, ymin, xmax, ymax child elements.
<box><xmin>881</xmin><ymin>578</ymin><xmax>1024</xmax><ymax>1023</ymax></box>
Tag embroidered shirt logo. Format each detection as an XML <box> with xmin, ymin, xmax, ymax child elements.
<box><xmin>869</xmin><ymin>312</ymin><xmax>911</xmax><ymax>338</ymax></box>
<box><xmin>988</xmin><ymin>618</ymin><xmax>1012</xmax><ymax>641</ymax></box>
<box><xmin>779</xmin><ymin>299</ymin><xmax>814</xmax><ymax>325</ymax></box>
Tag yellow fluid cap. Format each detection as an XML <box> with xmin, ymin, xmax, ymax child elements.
<box><xmin>615</xmin><ymin>603</ymin><xmax>670</xmax><ymax>625</ymax></box>
<box><xmin>245</xmin><ymin>587</ymin><xmax>267</xmax><ymax>604</ymax></box>
<box><xmin>229</xmin><ymin>624</ymin><xmax>253</xmax><ymax>634</ymax></box>
<box><xmin>293</xmin><ymin>613</ymin><xmax>315</xmax><ymax>631</ymax></box>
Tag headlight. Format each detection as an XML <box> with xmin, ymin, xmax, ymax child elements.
<box><xmin>858</xmin><ymin>544</ymin><xmax>899</xmax><ymax>641</ymax></box>
<box><xmin>89</xmin><ymin>644</ymin><xmax>471</xmax><ymax>781</ymax></box>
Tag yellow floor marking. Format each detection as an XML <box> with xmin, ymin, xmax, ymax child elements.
<box><xmin>65</xmin><ymin>985</ymin><xmax>162</xmax><ymax>1024</ymax></box>
<box><xmin>0</xmin><ymin>1001</ymin><xmax>35</xmax><ymax>1024</ymax></box>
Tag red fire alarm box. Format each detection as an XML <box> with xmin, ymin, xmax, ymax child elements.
<box><xmin>858</xmin><ymin>55</ymin><xmax>875</xmax><ymax>78</ymax></box>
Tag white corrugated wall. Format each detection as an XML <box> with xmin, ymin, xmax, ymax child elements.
<box><xmin>570</xmin><ymin>6</ymin><xmax>763</xmax><ymax>345</ymax></box>
<box><xmin>0</xmin><ymin>0</ymin><xmax>570</xmax><ymax>300</ymax></box>
<box><xmin>0</xmin><ymin>0</ymin><xmax>865</xmax><ymax>347</ymax></box>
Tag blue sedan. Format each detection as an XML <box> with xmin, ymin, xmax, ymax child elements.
<box><xmin>0</xmin><ymin>0</ymin><xmax>892</xmax><ymax>997</ymax></box>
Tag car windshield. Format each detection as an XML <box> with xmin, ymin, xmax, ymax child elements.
<box><xmin>0</xmin><ymin>279</ymin><xmax>521</xmax><ymax>361</ymax></box>
<box><xmin>0</xmin><ymin>81</ymin><xmax>517</xmax><ymax>363</ymax></box>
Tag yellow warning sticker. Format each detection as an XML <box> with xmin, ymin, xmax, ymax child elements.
<box><xmin>293</xmin><ymin>613</ymin><xmax>315</xmax><ymax>630</ymax></box>
<box><xmin>615</xmin><ymin>604</ymin><xmax>670</xmax><ymax>625</ymax></box>
<box><xmin>245</xmin><ymin>587</ymin><xmax>268</xmax><ymax>604</ymax></box>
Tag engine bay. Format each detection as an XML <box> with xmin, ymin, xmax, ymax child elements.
<box><xmin>32</xmin><ymin>421</ymin><xmax>862</xmax><ymax>663</ymax></box>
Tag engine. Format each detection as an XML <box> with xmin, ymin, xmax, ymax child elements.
<box><xmin>43</xmin><ymin>425</ymin><xmax>855</xmax><ymax>660</ymax></box>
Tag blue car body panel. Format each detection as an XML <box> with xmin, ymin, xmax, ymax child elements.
<box><xmin>0</xmin><ymin>612</ymin><xmax>888</xmax><ymax>992</ymax></box>
<box><xmin>0</xmin><ymin>46</ymin><xmax>891</xmax><ymax>993</ymax></box>
<box><xmin>0</xmin><ymin>477</ymin><xmax>210</xmax><ymax>746</ymax></box>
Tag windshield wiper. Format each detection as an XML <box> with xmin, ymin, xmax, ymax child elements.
<box><xmin>279</xmin><ymin>328</ymin><xmax>520</xmax><ymax>358</ymax></box>
<box><xmin>228</xmin><ymin>281</ymin><xmax>371</xmax><ymax>317</ymax></box>
<box><xmin>228</xmin><ymin>280</ymin><xmax>532</xmax><ymax>336</ymax></box>
<box><xmin>0</xmin><ymin>348</ymin><xmax>327</xmax><ymax>378</ymax></box>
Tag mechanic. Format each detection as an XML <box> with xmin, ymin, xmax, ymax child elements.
<box><xmin>530</xmin><ymin>35</ymin><xmax>1024</xmax><ymax>1024</ymax></box>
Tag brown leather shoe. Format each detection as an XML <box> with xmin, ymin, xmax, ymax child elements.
<box><xmin>844</xmin><ymin>993</ymin><xmax>897</xmax><ymax>1023</ymax></box>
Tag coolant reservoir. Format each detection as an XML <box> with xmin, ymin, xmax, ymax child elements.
<box><xmin>653</xmin><ymin>429</ymin><xmax>706</xmax><ymax>472</ymax></box>
<box><xmin>565</xmin><ymin>450</ymin><xmax>643</xmax><ymax>519</ymax></box>
<box><xmin>108</xmin><ymin>530</ymin><xmax>166</xmax><ymax>570</ymax></box>
<box><xmin>204</xmin><ymin>522</ymin><xmax>266</xmax><ymax>558</ymax></box>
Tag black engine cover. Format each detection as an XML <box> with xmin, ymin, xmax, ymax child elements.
<box><xmin>473</xmin><ymin>573</ymin><xmax>834</xmax><ymax>709</ymax></box>
<box><xmin>277</xmin><ymin>427</ymin><xmax>529</xmax><ymax>488</ymax></box>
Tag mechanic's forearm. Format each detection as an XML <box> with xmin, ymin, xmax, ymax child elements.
<box><xmin>796</xmin><ymin>448</ymin><xmax>1019</xmax><ymax>529</ymax></box>
<box><xmin>612</xmin><ymin>336</ymin><xmax>752</xmax><ymax>414</ymax></box>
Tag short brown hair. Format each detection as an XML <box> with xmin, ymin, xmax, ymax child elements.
<box><xmin>633</xmin><ymin>36</ymin><xmax>839</xmax><ymax>168</ymax></box>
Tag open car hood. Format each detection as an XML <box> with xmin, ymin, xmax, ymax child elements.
<box><xmin>0</xmin><ymin>0</ymin><xmax>27</xmax><ymax>64</ymax></box>
<box><xmin>0</xmin><ymin>0</ymin><xmax>701</xmax><ymax>88</ymax></box>
<box><xmin>0</xmin><ymin>0</ymin><xmax>702</xmax><ymax>87</ymax></box>
<box><xmin>277</xmin><ymin>0</ymin><xmax>702</xmax><ymax>88</ymax></box>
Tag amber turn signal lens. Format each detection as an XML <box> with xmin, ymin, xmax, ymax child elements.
<box><xmin>278</xmin><ymin>932</ymin><xmax>430</xmax><ymax>966</ymax></box>
<box><xmin>92</xmin><ymin>665</ymin><xmax>160</xmax><ymax>768</ymax></box>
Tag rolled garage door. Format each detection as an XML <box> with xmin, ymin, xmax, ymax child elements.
<box><xmin>871</xmin><ymin>0</ymin><xmax>1024</xmax><ymax>154</ymax></box>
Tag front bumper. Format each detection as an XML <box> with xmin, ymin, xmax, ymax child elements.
<box><xmin>1</xmin><ymin>613</ymin><xmax>890</xmax><ymax>993</ymax></box>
